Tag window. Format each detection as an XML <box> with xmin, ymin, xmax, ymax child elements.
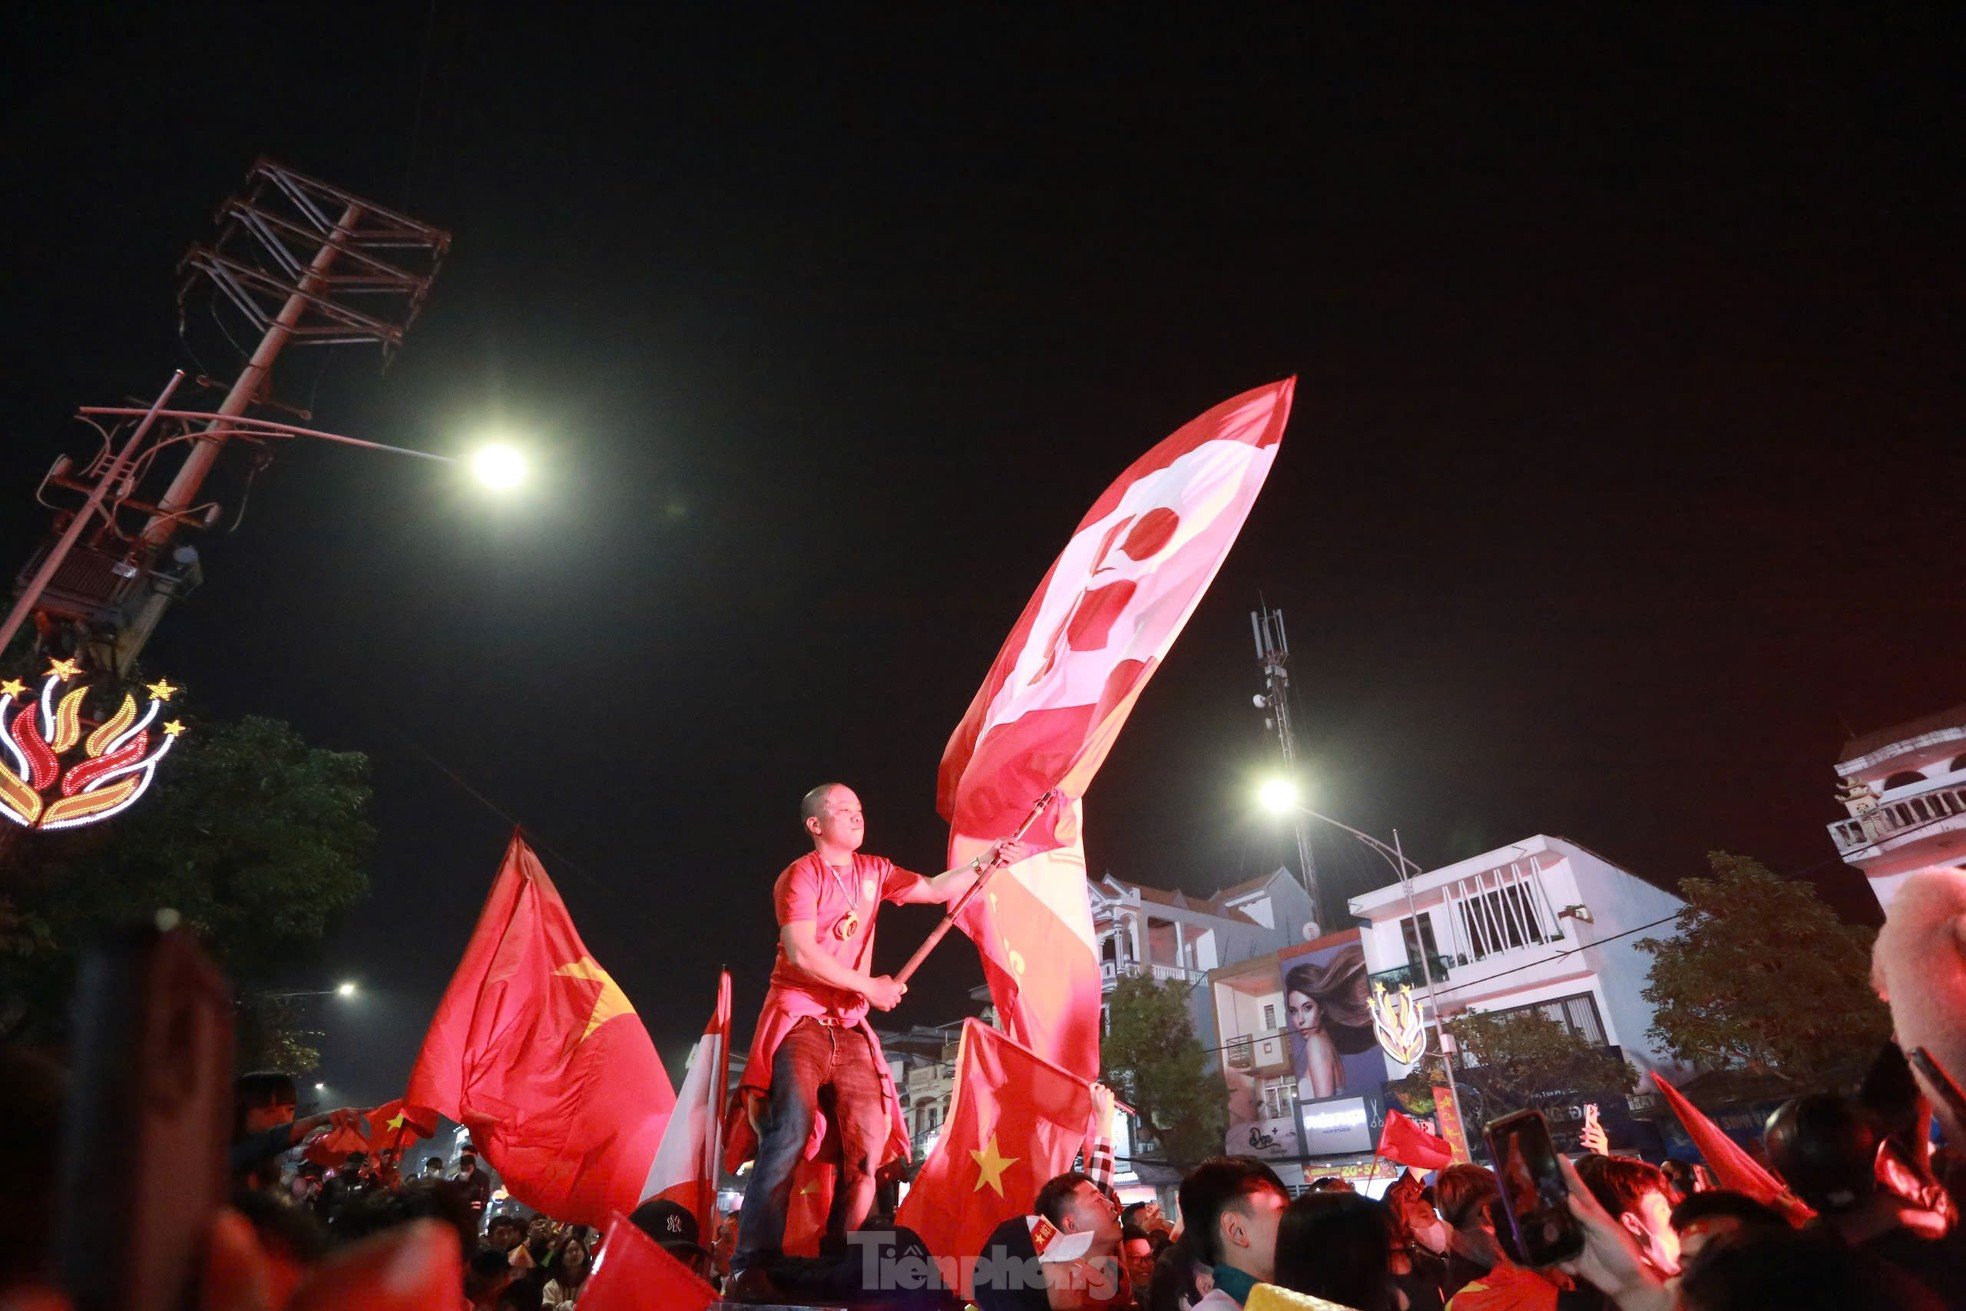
<box><xmin>1458</xmin><ymin>884</ymin><xmax>1548</xmax><ymax>959</ymax></box>
<box><xmin>1262</xmin><ymin>1003</ymin><xmax>1278</xmax><ymax>1030</ymax></box>
<box><xmin>1883</xmin><ymin>770</ymin><xmax>1927</xmax><ymax>791</ymax></box>
<box><xmin>1258</xmin><ymin>1076</ymin><xmax>1294</xmax><ymax>1121</ymax></box>
<box><xmin>1401</xmin><ymin>913</ymin><xmax>1440</xmax><ymax>974</ymax></box>
<box><xmin>1481</xmin><ymin>991</ymin><xmax>1607</xmax><ymax>1046</ymax></box>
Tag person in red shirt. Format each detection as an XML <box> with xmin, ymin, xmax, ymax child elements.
<box><xmin>728</xmin><ymin>782</ymin><xmax>1021</xmax><ymax>1299</ymax></box>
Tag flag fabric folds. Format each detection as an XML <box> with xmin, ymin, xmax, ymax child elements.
<box><xmin>895</xmin><ymin>1020</ymin><xmax>1096</xmax><ymax>1300</ymax></box>
<box><xmin>406</xmin><ymin>833</ymin><xmax>676</xmax><ymax>1227</ymax></box>
<box><xmin>577</xmin><ymin>1210</ymin><xmax>718</xmax><ymax>1311</ymax></box>
<box><xmin>637</xmin><ymin>969</ymin><xmax>731</xmax><ymax>1240</ymax></box>
<box><xmin>1376</xmin><ymin>1107</ymin><xmax>1454</xmax><ymax>1172</ymax></box>
<box><xmin>938</xmin><ymin>380</ymin><xmax>1293</xmax><ymax>1080</ymax></box>
<box><xmin>1650</xmin><ymin>1071</ymin><xmax>1812</xmax><ymax>1219</ymax></box>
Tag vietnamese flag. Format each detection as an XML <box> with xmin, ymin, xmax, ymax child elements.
<box><xmin>1376</xmin><ymin>1107</ymin><xmax>1454</xmax><ymax>1172</ymax></box>
<box><xmin>301</xmin><ymin>1098</ymin><xmax>439</xmax><ymax>1167</ymax></box>
<box><xmin>1652</xmin><ymin>1071</ymin><xmax>1812</xmax><ymax>1220</ymax></box>
<box><xmin>895</xmin><ymin>1020</ymin><xmax>1095</xmax><ymax>1300</ymax></box>
<box><xmin>939</xmin><ymin>380</ymin><xmax>1291</xmax><ymax>1080</ymax></box>
<box><xmin>407</xmin><ymin>834</ymin><xmax>675</xmax><ymax>1227</ymax></box>
<box><xmin>637</xmin><ymin>970</ymin><xmax>730</xmax><ymax>1239</ymax></box>
<box><xmin>578</xmin><ymin>1210</ymin><xmax>717</xmax><ymax>1311</ymax></box>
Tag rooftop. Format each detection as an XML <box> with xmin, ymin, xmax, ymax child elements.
<box><xmin>1838</xmin><ymin>703</ymin><xmax>1966</xmax><ymax>771</ymax></box>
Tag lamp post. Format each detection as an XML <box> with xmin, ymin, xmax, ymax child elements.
<box><xmin>1257</xmin><ymin>780</ymin><xmax>1464</xmax><ymax>1125</ymax></box>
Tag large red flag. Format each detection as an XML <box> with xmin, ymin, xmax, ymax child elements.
<box><xmin>1650</xmin><ymin>1071</ymin><xmax>1812</xmax><ymax>1219</ymax></box>
<box><xmin>1376</xmin><ymin>1107</ymin><xmax>1454</xmax><ymax>1172</ymax></box>
<box><xmin>578</xmin><ymin>1210</ymin><xmax>718</xmax><ymax>1311</ymax></box>
<box><xmin>895</xmin><ymin>1020</ymin><xmax>1096</xmax><ymax>1300</ymax></box>
<box><xmin>406</xmin><ymin>834</ymin><xmax>676</xmax><ymax>1227</ymax></box>
<box><xmin>637</xmin><ymin>970</ymin><xmax>730</xmax><ymax>1239</ymax></box>
<box><xmin>939</xmin><ymin>380</ymin><xmax>1293</xmax><ymax>1079</ymax></box>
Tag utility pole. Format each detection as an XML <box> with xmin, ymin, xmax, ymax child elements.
<box><xmin>1252</xmin><ymin>603</ymin><xmax>1323</xmax><ymax>933</ymax></box>
<box><xmin>7</xmin><ymin>160</ymin><xmax>450</xmax><ymax>677</ymax></box>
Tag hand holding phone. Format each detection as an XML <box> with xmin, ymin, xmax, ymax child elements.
<box><xmin>1482</xmin><ymin>1110</ymin><xmax>1584</xmax><ymax>1266</ymax></box>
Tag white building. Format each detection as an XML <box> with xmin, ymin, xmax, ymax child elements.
<box><xmin>1348</xmin><ymin>834</ymin><xmax>1686</xmax><ymax>1095</ymax></box>
<box><xmin>1828</xmin><ymin>704</ymin><xmax>1966</xmax><ymax>912</ymax></box>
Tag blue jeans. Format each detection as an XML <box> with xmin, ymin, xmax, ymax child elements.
<box><xmin>735</xmin><ymin>1017</ymin><xmax>890</xmax><ymax>1267</ymax></box>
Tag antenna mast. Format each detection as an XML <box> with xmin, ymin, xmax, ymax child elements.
<box><xmin>1252</xmin><ymin>603</ymin><xmax>1323</xmax><ymax>933</ymax></box>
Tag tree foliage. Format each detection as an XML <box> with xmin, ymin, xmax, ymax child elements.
<box><xmin>0</xmin><ymin>715</ymin><xmax>374</xmax><ymax>1052</ymax></box>
<box><xmin>1390</xmin><ymin>1006</ymin><xmax>1634</xmax><ymax>1127</ymax></box>
<box><xmin>1638</xmin><ymin>851</ymin><xmax>1888</xmax><ymax>1095</ymax></box>
<box><xmin>1101</xmin><ymin>973</ymin><xmax>1225</xmax><ymax>1173</ymax></box>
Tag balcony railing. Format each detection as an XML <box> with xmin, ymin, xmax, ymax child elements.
<box><xmin>1831</xmin><ymin>783</ymin><xmax>1966</xmax><ymax>855</ymax></box>
<box><xmin>1369</xmin><ymin>956</ymin><xmax>1454</xmax><ymax>991</ymax></box>
<box><xmin>1100</xmin><ymin>959</ymin><xmax>1203</xmax><ymax>987</ymax></box>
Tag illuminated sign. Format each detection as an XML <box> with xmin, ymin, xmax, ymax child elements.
<box><xmin>1370</xmin><ymin>980</ymin><xmax>1428</xmax><ymax>1066</ymax></box>
<box><xmin>0</xmin><ymin>661</ymin><xmax>183</xmax><ymax>831</ymax></box>
<box><xmin>1298</xmin><ymin>1095</ymin><xmax>1374</xmax><ymax>1155</ymax></box>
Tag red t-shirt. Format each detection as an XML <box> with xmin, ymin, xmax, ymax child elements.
<box><xmin>767</xmin><ymin>852</ymin><xmax>927</xmax><ymax>1022</ymax></box>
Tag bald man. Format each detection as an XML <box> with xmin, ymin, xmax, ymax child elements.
<box><xmin>1874</xmin><ymin>870</ymin><xmax>1966</xmax><ymax>1141</ymax></box>
<box><xmin>727</xmin><ymin>783</ymin><xmax>1021</xmax><ymax>1298</ymax></box>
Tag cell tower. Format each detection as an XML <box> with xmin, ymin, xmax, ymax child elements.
<box><xmin>3</xmin><ymin>160</ymin><xmax>451</xmax><ymax>676</ymax></box>
<box><xmin>1252</xmin><ymin>603</ymin><xmax>1324</xmax><ymax>933</ymax></box>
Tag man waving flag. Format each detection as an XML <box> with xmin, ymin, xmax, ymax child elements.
<box><xmin>939</xmin><ymin>380</ymin><xmax>1293</xmax><ymax>1079</ymax></box>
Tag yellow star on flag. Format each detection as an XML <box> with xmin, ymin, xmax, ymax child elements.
<box><xmin>45</xmin><ymin>657</ymin><xmax>81</xmax><ymax>681</ymax></box>
<box><xmin>554</xmin><ymin>956</ymin><xmax>635</xmax><ymax>1042</ymax></box>
<box><xmin>971</xmin><ymin>1133</ymin><xmax>1020</xmax><ymax>1197</ymax></box>
<box><xmin>146</xmin><ymin>677</ymin><xmax>179</xmax><ymax>702</ymax></box>
<box><xmin>386</xmin><ymin>1111</ymin><xmax>407</xmax><ymax>1131</ymax></box>
<box><xmin>163</xmin><ymin>720</ymin><xmax>186</xmax><ymax>737</ymax></box>
<box><xmin>0</xmin><ymin>679</ymin><xmax>23</xmax><ymax>698</ymax></box>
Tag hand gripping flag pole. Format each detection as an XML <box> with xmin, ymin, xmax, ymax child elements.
<box><xmin>894</xmin><ymin>788</ymin><xmax>1056</xmax><ymax>986</ymax></box>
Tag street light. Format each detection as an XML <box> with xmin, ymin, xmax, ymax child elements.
<box><xmin>469</xmin><ymin>443</ymin><xmax>528</xmax><ymax>491</ymax></box>
<box><xmin>335</xmin><ymin>980</ymin><xmax>359</xmax><ymax>999</ymax></box>
<box><xmin>1254</xmin><ymin>777</ymin><xmax>1466</xmax><ymax>1131</ymax></box>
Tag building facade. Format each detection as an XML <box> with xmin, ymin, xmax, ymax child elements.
<box><xmin>1348</xmin><ymin>833</ymin><xmax>1686</xmax><ymax>1151</ymax></box>
<box><xmin>1828</xmin><ymin>704</ymin><xmax>1966</xmax><ymax>912</ymax></box>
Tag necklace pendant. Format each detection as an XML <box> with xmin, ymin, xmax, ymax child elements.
<box><xmin>835</xmin><ymin>911</ymin><xmax>861</xmax><ymax>941</ymax></box>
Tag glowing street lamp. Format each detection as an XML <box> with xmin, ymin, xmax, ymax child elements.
<box><xmin>469</xmin><ymin>443</ymin><xmax>528</xmax><ymax>491</ymax></box>
<box><xmin>335</xmin><ymin>980</ymin><xmax>359</xmax><ymax>999</ymax></box>
<box><xmin>1257</xmin><ymin>775</ymin><xmax>1302</xmax><ymax>815</ymax></box>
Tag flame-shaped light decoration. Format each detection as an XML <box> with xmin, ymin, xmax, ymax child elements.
<box><xmin>0</xmin><ymin>660</ymin><xmax>184</xmax><ymax>832</ymax></box>
<box><xmin>1369</xmin><ymin>980</ymin><xmax>1428</xmax><ymax>1067</ymax></box>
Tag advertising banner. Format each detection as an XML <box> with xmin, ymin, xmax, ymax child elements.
<box><xmin>1431</xmin><ymin>1083</ymin><xmax>1474</xmax><ymax>1164</ymax></box>
<box><xmin>1277</xmin><ymin>933</ymin><xmax>1385</xmax><ymax>1103</ymax></box>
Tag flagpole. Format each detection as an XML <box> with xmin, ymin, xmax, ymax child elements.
<box><xmin>895</xmin><ymin>789</ymin><xmax>1057</xmax><ymax>986</ymax></box>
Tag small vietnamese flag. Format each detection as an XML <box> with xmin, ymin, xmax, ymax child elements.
<box><xmin>895</xmin><ymin>1020</ymin><xmax>1094</xmax><ymax>1301</ymax></box>
<box><xmin>578</xmin><ymin>1210</ymin><xmax>718</xmax><ymax>1311</ymax></box>
<box><xmin>1376</xmin><ymin>1107</ymin><xmax>1454</xmax><ymax>1173</ymax></box>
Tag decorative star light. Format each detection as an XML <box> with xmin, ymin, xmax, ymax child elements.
<box><xmin>0</xmin><ymin>662</ymin><xmax>185</xmax><ymax>831</ymax></box>
<box><xmin>145</xmin><ymin>678</ymin><xmax>178</xmax><ymax>702</ymax></box>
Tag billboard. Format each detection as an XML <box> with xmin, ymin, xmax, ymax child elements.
<box><xmin>1218</xmin><ymin>930</ymin><xmax>1391</xmax><ymax>1159</ymax></box>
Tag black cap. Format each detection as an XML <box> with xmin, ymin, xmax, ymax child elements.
<box><xmin>629</xmin><ymin>1198</ymin><xmax>701</xmax><ymax>1250</ymax></box>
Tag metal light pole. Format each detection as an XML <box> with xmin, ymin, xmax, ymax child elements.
<box><xmin>1252</xmin><ymin>605</ymin><xmax>1323</xmax><ymax>928</ymax></box>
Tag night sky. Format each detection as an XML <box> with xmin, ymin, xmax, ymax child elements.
<box><xmin>4</xmin><ymin>9</ymin><xmax>1960</xmax><ymax>1103</ymax></box>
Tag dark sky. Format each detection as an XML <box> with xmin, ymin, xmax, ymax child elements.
<box><xmin>4</xmin><ymin>8</ymin><xmax>1960</xmax><ymax>1102</ymax></box>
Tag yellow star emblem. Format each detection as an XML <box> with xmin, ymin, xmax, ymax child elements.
<box><xmin>146</xmin><ymin>677</ymin><xmax>178</xmax><ymax>702</ymax></box>
<box><xmin>970</xmin><ymin>1133</ymin><xmax>1020</xmax><ymax>1197</ymax></box>
<box><xmin>0</xmin><ymin>679</ymin><xmax>24</xmax><ymax>698</ymax></box>
<box><xmin>163</xmin><ymin>720</ymin><xmax>186</xmax><ymax>737</ymax></box>
<box><xmin>45</xmin><ymin>657</ymin><xmax>81</xmax><ymax>681</ymax></box>
<box><xmin>386</xmin><ymin>1111</ymin><xmax>407</xmax><ymax>1131</ymax></box>
<box><xmin>554</xmin><ymin>956</ymin><xmax>635</xmax><ymax>1042</ymax></box>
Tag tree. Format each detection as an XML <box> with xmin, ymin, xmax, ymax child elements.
<box><xmin>1101</xmin><ymin>973</ymin><xmax>1226</xmax><ymax>1173</ymax></box>
<box><xmin>0</xmin><ymin>714</ymin><xmax>374</xmax><ymax>1061</ymax></box>
<box><xmin>1638</xmin><ymin>852</ymin><xmax>1889</xmax><ymax>1097</ymax></box>
<box><xmin>1439</xmin><ymin>1007</ymin><xmax>1635</xmax><ymax>1126</ymax></box>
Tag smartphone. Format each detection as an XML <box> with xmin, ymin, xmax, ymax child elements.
<box><xmin>56</xmin><ymin>916</ymin><xmax>235</xmax><ymax>1311</ymax></box>
<box><xmin>1483</xmin><ymin>1109</ymin><xmax>1584</xmax><ymax>1266</ymax></box>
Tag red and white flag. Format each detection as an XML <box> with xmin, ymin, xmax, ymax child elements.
<box><xmin>637</xmin><ymin>970</ymin><xmax>731</xmax><ymax>1239</ymax></box>
<box><xmin>939</xmin><ymin>380</ymin><xmax>1293</xmax><ymax>1079</ymax></box>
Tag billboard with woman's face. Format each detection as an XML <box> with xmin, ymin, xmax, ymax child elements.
<box><xmin>1279</xmin><ymin>935</ymin><xmax>1383</xmax><ymax>1103</ymax></box>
